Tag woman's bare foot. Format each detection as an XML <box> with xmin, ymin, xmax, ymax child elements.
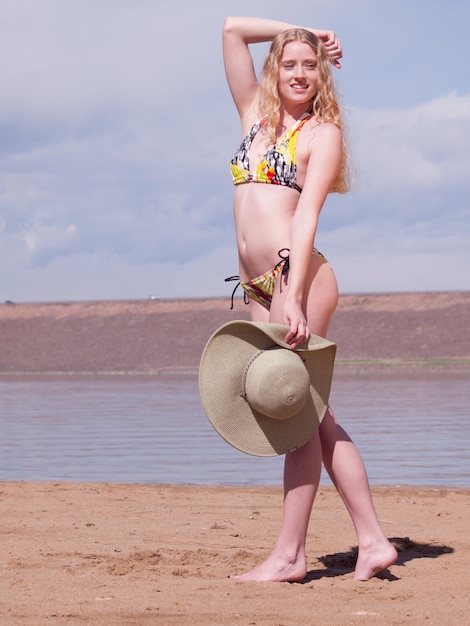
<box><xmin>354</xmin><ymin>540</ymin><xmax>398</xmax><ymax>580</ymax></box>
<box><xmin>232</xmin><ymin>551</ymin><xmax>307</xmax><ymax>582</ymax></box>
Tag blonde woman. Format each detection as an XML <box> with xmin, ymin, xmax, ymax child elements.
<box><xmin>223</xmin><ymin>16</ymin><xmax>397</xmax><ymax>582</ymax></box>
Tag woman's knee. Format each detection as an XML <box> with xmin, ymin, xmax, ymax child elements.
<box><xmin>320</xmin><ymin>408</ymin><xmax>353</xmax><ymax>450</ymax></box>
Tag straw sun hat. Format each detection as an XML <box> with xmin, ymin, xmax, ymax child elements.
<box><xmin>199</xmin><ymin>320</ymin><xmax>336</xmax><ymax>457</ymax></box>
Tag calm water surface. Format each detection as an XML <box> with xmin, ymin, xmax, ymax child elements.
<box><xmin>0</xmin><ymin>371</ymin><xmax>469</xmax><ymax>487</ymax></box>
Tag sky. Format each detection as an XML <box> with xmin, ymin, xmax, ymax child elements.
<box><xmin>0</xmin><ymin>0</ymin><xmax>468</xmax><ymax>303</ymax></box>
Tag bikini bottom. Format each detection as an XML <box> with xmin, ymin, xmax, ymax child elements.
<box><xmin>225</xmin><ymin>247</ymin><xmax>329</xmax><ymax>311</ymax></box>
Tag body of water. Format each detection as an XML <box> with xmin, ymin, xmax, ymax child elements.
<box><xmin>1</xmin><ymin>370</ymin><xmax>469</xmax><ymax>487</ymax></box>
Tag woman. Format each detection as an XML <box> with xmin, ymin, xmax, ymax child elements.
<box><xmin>223</xmin><ymin>16</ymin><xmax>397</xmax><ymax>582</ymax></box>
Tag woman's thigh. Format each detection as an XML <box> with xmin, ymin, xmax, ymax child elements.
<box><xmin>249</xmin><ymin>298</ymin><xmax>271</xmax><ymax>323</ymax></box>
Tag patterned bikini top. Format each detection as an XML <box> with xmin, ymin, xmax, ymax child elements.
<box><xmin>230</xmin><ymin>113</ymin><xmax>311</xmax><ymax>193</ymax></box>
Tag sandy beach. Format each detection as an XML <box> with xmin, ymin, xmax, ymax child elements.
<box><xmin>2</xmin><ymin>482</ymin><xmax>469</xmax><ymax>625</ymax></box>
<box><xmin>1</xmin><ymin>292</ymin><xmax>469</xmax><ymax>624</ymax></box>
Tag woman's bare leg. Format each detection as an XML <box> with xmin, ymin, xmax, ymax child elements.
<box><xmin>233</xmin><ymin>434</ymin><xmax>322</xmax><ymax>581</ymax></box>
<box><xmin>304</xmin><ymin>262</ymin><xmax>397</xmax><ymax>579</ymax></box>
<box><xmin>319</xmin><ymin>408</ymin><xmax>398</xmax><ymax>579</ymax></box>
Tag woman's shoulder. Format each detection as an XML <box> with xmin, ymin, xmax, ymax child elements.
<box><xmin>305</xmin><ymin>117</ymin><xmax>341</xmax><ymax>136</ymax></box>
<box><xmin>300</xmin><ymin>117</ymin><xmax>342</xmax><ymax>149</ymax></box>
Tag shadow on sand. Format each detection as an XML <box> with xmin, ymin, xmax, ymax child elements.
<box><xmin>297</xmin><ymin>536</ymin><xmax>454</xmax><ymax>583</ymax></box>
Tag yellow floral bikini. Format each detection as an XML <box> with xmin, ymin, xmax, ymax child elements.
<box><xmin>227</xmin><ymin>113</ymin><xmax>329</xmax><ymax>310</ymax></box>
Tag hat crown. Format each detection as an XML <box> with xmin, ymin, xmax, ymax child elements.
<box><xmin>244</xmin><ymin>348</ymin><xmax>310</xmax><ymax>420</ymax></box>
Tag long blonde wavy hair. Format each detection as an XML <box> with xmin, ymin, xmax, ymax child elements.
<box><xmin>259</xmin><ymin>28</ymin><xmax>350</xmax><ymax>193</ymax></box>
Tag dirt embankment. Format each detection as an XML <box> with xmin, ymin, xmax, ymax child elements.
<box><xmin>0</xmin><ymin>291</ymin><xmax>468</xmax><ymax>373</ymax></box>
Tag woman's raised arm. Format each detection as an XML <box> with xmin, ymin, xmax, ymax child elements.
<box><xmin>223</xmin><ymin>16</ymin><xmax>343</xmax><ymax>121</ymax></box>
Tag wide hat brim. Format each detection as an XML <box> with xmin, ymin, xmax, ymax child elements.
<box><xmin>199</xmin><ymin>320</ymin><xmax>336</xmax><ymax>457</ymax></box>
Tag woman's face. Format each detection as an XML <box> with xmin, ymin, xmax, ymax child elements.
<box><xmin>277</xmin><ymin>40</ymin><xmax>319</xmax><ymax>106</ymax></box>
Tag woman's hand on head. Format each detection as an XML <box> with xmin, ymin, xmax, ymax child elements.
<box><xmin>312</xmin><ymin>29</ymin><xmax>342</xmax><ymax>68</ymax></box>
<box><xmin>282</xmin><ymin>301</ymin><xmax>310</xmax><ymax>349</ymax></box>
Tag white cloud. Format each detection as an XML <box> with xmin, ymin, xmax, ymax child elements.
<box><xmin>350</xmin><ymin>92</ymin><xmax>470</xmax><ymax>193</ymax></box>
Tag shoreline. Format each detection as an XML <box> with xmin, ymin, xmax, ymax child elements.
<box><xmin>0</xmin><ymin>357</ymin><xmax>468</xmax><ymax>376</ymax></box>
<box><xmin>5</xmin><ymin>479</ymin><xmax>470</xmax><ymax>490</ymax></box>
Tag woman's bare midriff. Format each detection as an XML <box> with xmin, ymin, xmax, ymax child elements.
<box><xmin>233</xmin><ymin>183</ymin><xmax>299</xmax><ymax>280</ymax></box>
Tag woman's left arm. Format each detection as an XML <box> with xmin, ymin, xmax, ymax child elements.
<box><xmin>283</xmin><ymin>123</ymin><xmax>343</xmax><ymax>347</ymax></box>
